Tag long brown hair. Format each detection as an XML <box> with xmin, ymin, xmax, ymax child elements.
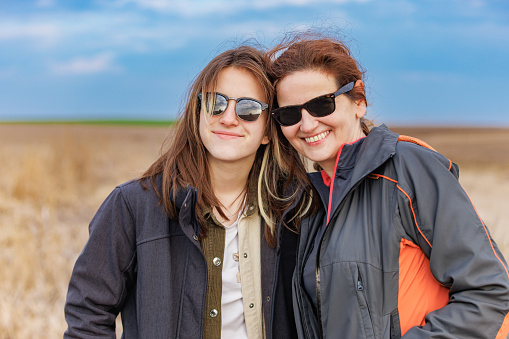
<box><xmin>268</xmin><ymin>31</ymin><xmax>373</xmax><ymax>135</ymax></box>
<box><xmin>140</xmin><ymin>45</ymin><xmax>315</xmax><ymax>246</ymax></box>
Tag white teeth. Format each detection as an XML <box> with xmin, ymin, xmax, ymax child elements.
<box><xmin>305</xmin><ymin>131</ymin><xmax>330</xmax><ymax>143</ymax></box>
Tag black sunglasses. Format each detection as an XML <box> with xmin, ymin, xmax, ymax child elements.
<box><xmin>198</xmin><ymin>92</ymin><xmax>268</xmax><ymax>122</ymax></box>
<box><xmin>271</xmin><ymin>82</ymin><xmax>355</xmax><ymax>126</ymax></box>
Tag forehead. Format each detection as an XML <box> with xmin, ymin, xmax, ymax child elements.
<box><xmin>276</xmin><ymin>70</ymin><xmax>337</xmax><ymax>106</ymax></box>
<box><xmin>211</xmin><ymin>67</ymin><xmax>267</xmax><ymax>102</ymax></box>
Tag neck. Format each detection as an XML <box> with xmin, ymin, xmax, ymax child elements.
<box><xmin>208</xmin><ymin>154</ymin><xmax>255</xmax><ymax>225</ymax></box>
<box><xmin>321</xmin><ymin>128</ymin><xmax>366</xmax><ymax>178</ymax></box>
<box><xmin>209</xmin><ymin>157</ymin><xmax>253</xmax><ymax>196</ymax></box>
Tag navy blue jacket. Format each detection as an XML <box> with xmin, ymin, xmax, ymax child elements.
<box><xmin>64</xmin><ymin>177</ymin><xmax>298</xmax><ymax>338</ymax></box>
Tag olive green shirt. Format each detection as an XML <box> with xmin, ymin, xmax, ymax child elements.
<box><xmin>200</xmin><ymin>202</ymin><xmax>263</xmax><ymax>339</ymax></box>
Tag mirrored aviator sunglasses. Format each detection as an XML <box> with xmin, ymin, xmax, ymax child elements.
<box><xmin>198</xmin><ymin>92</ymin><xmax>268</xmax><ymax>122</ymax></box>
<box><xmin>271</xmin><ymin>82</ymin><xmax>355</xmax><ymax>126</ymax></box>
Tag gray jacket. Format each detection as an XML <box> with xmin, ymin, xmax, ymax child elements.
<box><xmin>64</xmin><ymin>177</ymin><xmax>298</xmax><ymax>338</ymax></box>
<box><xmin>293</xmin><ymin>125</ymin><xmax>509</xmax><ymax>338</ymax></box>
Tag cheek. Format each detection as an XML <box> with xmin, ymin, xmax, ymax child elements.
<box><xmin>198</xmin><ymin>111</ymin><xmax>211</xmax><ymax>141</ymax></box>
<box><xmin>281</xmin><ymin>125</ymin><xmax>298</xmax><ymax>141</ymax></box>
<box><xmin>198</xmin><ymin>113</ymin><xmax>205</xmax><ymax>136</ymax></box>
<box><xmin>199</xmin><ymin>110</ymin><xmax>214</xmax><ymax>128</ymax></box>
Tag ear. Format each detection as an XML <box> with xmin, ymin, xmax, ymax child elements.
<box><xmin>261</xmin><ymin>117</ymin><xmax>272</xmax><ymax>145</ymax></box>
<box><xmin>354</xmin><ymin>80</ymin><xmax>366</xmax><ymax>119</ymax></box>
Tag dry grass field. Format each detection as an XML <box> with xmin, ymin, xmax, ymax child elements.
<box><xmin>0</xmin><ymin>123</ymin><xmax>508</xmax><ymax>338</ymax></box>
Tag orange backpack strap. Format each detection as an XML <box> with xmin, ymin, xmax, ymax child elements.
<box><xmin>398</xmin><ymin>135</ymin><xmax>437</xmax><ymax>152</ymax></box>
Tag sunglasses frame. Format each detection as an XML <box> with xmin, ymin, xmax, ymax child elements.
<box><xmin>271</xmin><ymin>82</ymin><xmax>355</xmax><ymax>126</ymax></box>
<box><xmin>198</xmin><ymin>92</ymin><xmax>268</xmax><ymax>122</ymax></box>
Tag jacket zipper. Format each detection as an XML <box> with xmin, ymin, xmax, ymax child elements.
<box><xmin>312</xmin><ymin>134</ymin><xmax>396</xmax><ymax>337</ymax></box>
<box><xmin>356</xmin><ymin>266</ymin><xmax>376</xmax><ymax>337</ymax></box>
<box><xmin>315</xmin><ymin>180</ymin><xmax>364</xmax><ymax>338</ymax></box>
<box><xmin>298</xmin><ymin>217</ymin><xmax>316</xmax><ymax>339</ymax></box>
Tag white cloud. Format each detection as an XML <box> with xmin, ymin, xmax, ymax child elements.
<box><xmin>0</xmin><ymin>10</ymin><xmax>193</xmax><ymax>53</ymax></box>
<box><xmin>36</xmin><ymin>0</ymin><xmax>57</xmax><ymax>8</ymax></box>
<box><xmin>51</xmin><ymin>53</ymin><xmax>118</xmax><ymax>75</ymax></box>
<box><xmin>111</xmin><ymin>0</ymin><xmax>369</xmax><ymax>16</ymax></box>
<box><xmin>470</xmin><ymin>0</ymin><xmax>486</xmax><ymax>8</ymax></box>
<box><xmin>451</xmin><ymin>22</ymin><xmax>509</xmax><ymax>46</ymax></box>
<box><xmin>0</xmin><ymin>0</ymin><xmax>363</xmax><ymax>57</ymax></box>
<box><xmin>0</xmin><ymin>21</ymin><xmax>59</xmax><ymax>42</ymax></box>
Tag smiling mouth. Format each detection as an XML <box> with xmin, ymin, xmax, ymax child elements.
<box><xmin>305</xmin><ymin>131</ymin><xmax>330</xmax><ymax>143</ymax></box>
<box><xmin>214</xmin><ymin>131</ymin><xmax>242</xmax><ymax>137</ymax></box>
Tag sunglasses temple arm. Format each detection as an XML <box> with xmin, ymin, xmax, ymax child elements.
<box><xmin>335</xmin><ymin>82</ymin><xmax>355</xmax><ymax>96</ymax></box>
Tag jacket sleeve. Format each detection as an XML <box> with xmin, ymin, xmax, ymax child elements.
<box><xmin>396</xmin><ymin>145</ymin><xmax>509</xmax><ymax>339</ymax></box>
<box><xmin>64</xmin><ymin>186</ymin><xmax>136</xmax><ymax>338</ymax></box>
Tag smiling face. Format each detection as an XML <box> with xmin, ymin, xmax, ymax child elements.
<box><xmin>276</xmin><ymin>70</ymin><xmax>366</xmax><ymax>176</ymax></box>
<box><xmin>199</xmin><ymin>66</ymin><xmax>269</xmax><ymax>167</ymax></box>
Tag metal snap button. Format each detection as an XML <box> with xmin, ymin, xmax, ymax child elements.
<box><xmin>209</xmin><ymin>309</ymin><xmax>218</xmax><ymax>318</ymax></box>
<box><xmin>249</xmin><ymin>303</ymin><xmax>254</xmax><ymax>308</ymax></box>
<box><xmin>192</xmin><ymin>234</ymin><xmax>199</xmax><ymax>241</ymax></box>
<box><xmin>213</xmin><ymin>257</ymin><xmax>221</xmax><ymax>266</ymax></box>
<box><xmin>243</xmin><ymin>253</ymin><xmax>248</xmax><ymax>258</ymax></box>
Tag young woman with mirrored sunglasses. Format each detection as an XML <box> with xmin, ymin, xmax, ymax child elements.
<box><xmin>64</xmin><ymin>44</ymin><xmax>316</xmax><ymax>339</ymax></box>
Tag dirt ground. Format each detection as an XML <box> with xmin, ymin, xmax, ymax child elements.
<box><xmin>0</xmin><ymin>123</ymin><xmax>508</xmax><ymax>338</ymax></box>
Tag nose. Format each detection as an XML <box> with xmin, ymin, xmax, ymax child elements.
<box><xmin>219</xmin><ymin>99</ymin><xmax>239</xmax><ymax>127</ymax></box>
<box><xmin>298</xmin><ymin>109</ymin><xmax>318</xmax><ymax>133</ymax></box>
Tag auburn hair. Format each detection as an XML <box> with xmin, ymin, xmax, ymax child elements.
<box><xmin>268</xmin><ymin>32</ymin><xmax>373</xmax><ymax>135</ymax></box>
<box><xmin>140</xmin><ymin>45</ymin><xmax>315</xmax><ymax>246</ymax></box>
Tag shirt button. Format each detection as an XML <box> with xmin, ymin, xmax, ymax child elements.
<box><xmin>243</xmin><ymin>253</ymin><xmax>248</xmax><ymax>258</ymax></box>
<box><xmin>209</xmin><ymin>309</ymin><xmax>218</xmax><ymax>318</ymax></box>
<box><xmin>249</xmin><ymin>303</ymin><xmax>254</xmax><ymax>308</ymax></box>
<box><xmin>213</xmin><ymin>257</ymin><xmax>221</xmax><ymax>266</ymax></box>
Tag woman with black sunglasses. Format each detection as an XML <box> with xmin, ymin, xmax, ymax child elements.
<box><xmin>64</xmin><ymin>45</ymin><xmax>315</xmax><ymax>338</ymax></box>
<box><xmin>268</xmin><ymin>33</ymin><xmax>509</xmax><ymax>339</ymax></box>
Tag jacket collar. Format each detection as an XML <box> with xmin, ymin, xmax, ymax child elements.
<box><xmin>308</xmin><ymin>124</ymin><xmax>399</xmax><ymax>217</ymax></box>
<box><xmin>350</xmin><ymin>124</ymin><xmax>398</xmax><ymax>184</ymax></box>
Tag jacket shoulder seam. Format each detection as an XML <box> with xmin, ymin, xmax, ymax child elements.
<box><xmin>398</xmin><ymin>135</ymin><xmax>437</xmax><ymax>152</ymax></box>
<box><xmin>368</xmin><ymin>173</ymin><xmax>432</xmax><ymax>249</ymax></box>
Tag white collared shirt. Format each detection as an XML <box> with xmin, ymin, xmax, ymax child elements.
<box><xmin>221</xmin><ymin>208</ymin><xmax>263</xmax><ymax>339</ymax></box>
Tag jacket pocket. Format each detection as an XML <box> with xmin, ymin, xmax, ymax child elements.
<box><xmin>354</xmin><ymin>265</ymin><xmax>376</xmax><ymax>339</ymax></box>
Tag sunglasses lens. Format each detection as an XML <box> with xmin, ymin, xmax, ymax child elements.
<box><xmin>306</xmin><ymin>96</ymin><xmax>335</xmax><ymax>117</ymax></box>
<box><xmin>208</xmin><ymin>93</ymin><xmax>227</xmax><ymax>115</ymax></box>
<box><xmin>200</xmin><ymin>92</ymin><xmax>265</xmax><ymax>121</ymax></box>
<box><xmin>273</xmin><ymin>107</ymin><xmax>302</xmax><ymax>126</ymax></box>
<box><xmin>236</xmin><ymin>100</ymin><xmax>262</xmax><ymax>121</ymax></box>
<box><xmin>272</xmin><ymin>89</ymin><xmax>343</xmax><ymax>126</ymax></box>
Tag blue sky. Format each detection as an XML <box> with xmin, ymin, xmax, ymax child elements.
<box><xmin>1</xmin><ymin>0</ymin><xmax>508</xmax><ymax>125</ymax></box>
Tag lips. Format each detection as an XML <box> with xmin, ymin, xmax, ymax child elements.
<box><xmin>213</xmin><ymin>131</ymin><xmax>243</xmax><ymax>138</ymax></box>
<box><xmin>304</xmin><ymin>130</ymin><xmax>330</xmax><ymax>143</ymax></box>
